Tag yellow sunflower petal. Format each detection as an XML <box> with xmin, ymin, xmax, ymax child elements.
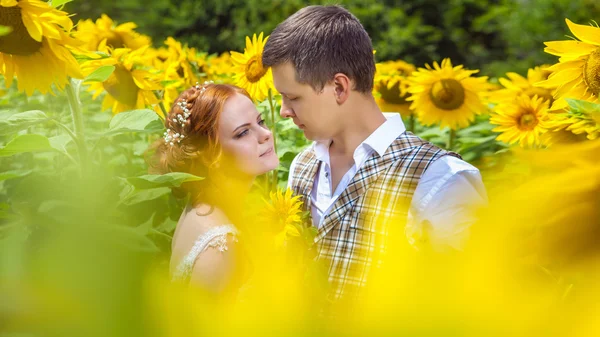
<box><xmin>565</xmin><ymin>18</ymin><xmax>600</xmax><ymax>45</ymax></box>
<box><xmin>544</xmin><ymin>40</ymin><xmax>598</xmax><ymax>57</ymax></box>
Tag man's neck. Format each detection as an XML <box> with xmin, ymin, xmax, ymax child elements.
<box><xmin>329</xmin><ymin>101</ymin><xmax>386</xmax><ymax>158</ymax></box>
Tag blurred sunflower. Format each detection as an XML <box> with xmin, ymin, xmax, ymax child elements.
<box><xmin>490</xmin><ymin>95</ymin><xmax>550</xmax><ymax>147</ymax></box>
<box><xmin>262</xmin><ymin>188</ymin><xmax>303</xmax><ymax>229</ymax></box>
<box><xmin>490</xmin><ymin>65</ymin><xmax>554</xmax><ymax>104</ymax></box>
<box><xmin>205</xmin><ymin>52</ymin><xmax>235</xmax><ymax>80</ymax></box>
<box><xmin>373</xmin><ymin>60</ymin><xmax>416</xmax><ymax>115</ymax></box>
<box><xmin>81</xmin><ymin>46</ymin><xmax>163</xmax><ymax>114</ymax></box>
<box><xmin>0</xmin><ymin>0</ymin><xmax>83</xmax><ymax>95</ymax></box>
<box><xmin>260</xmin><ymin>188</ymin><xmax>304</xmax><ymax>247</ymax></box>
<box><xmin>407</xmin><ymin>58</ymin><xmax>490</xmax><ymax>130</ymax></box>
<box><xmin>545</xmin><ymin>99</ymin><xmax>600</xmax><ymax>141</ymax></box>
<box><xmin>74</xmin><ymin>14</ymin><xmax>151</xmax><ymax>52</ymax></box>
<box><xmin>154</xmin><ymin>37</ymin><xmax>206</xmax><ymax>114</ymax></box>
<box><xmin>230</xmin><ymin>32</ymin><xmax>274</xmax><ymax>101</ymax></box>
<box><xmin>536</xmin><ymin>19</ymin><xmax>600</xmax><ymax>111</ymax></box>
<box><xmin>161</xmin><ymin>37</ymin><xmax>200</xmax><ymax>86</ymax></box>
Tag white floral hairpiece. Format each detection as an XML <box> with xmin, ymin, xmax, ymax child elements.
<box><xmin>164</xmin><ymin>81</ymin><xmax>214</xmax><ymax>146</ymax></box>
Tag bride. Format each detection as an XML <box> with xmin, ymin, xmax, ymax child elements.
<box><xmin>148</xmin><ymin>82</ymin><xmax>279</xmax><ymax>292</ymax></box>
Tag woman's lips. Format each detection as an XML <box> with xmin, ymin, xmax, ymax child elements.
<box><xmin>260</xmin><ymin>147</ymin><xmax>274</xmax><ymax>157</ymax></box>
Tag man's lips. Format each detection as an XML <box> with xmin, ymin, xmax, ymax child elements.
<box><xmin>294</xmin><ymin>120</ymin><xmax>305</xmax><ymax>129</ymax></box>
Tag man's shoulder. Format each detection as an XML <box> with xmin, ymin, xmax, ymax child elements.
<box><xmin>389</xmin><ymin>132</ymin><xmax>457</xmax><ymax>158</ymax></box>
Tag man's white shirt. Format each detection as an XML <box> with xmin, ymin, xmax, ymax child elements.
<box><xmin>287</xmin><ymin>114</ymin><xmax>488</xmax><ymax>251</ymax></box>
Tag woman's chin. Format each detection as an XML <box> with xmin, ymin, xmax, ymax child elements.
<box><xmin>260</xmin><ymin>158</ymin><xmax>280</xmax><ymax>175</ymax></box>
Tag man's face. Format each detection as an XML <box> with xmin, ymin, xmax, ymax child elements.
<box><xmin>271</xmin><ymin>62</ymin><xmax>339</xmax><ymax>141</ymax></box>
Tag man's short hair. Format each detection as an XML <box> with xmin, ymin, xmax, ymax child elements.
<box><xmin>263</xmin><ymin>5</ymin><xmax>376</xmax><ymax>93</ymax></box>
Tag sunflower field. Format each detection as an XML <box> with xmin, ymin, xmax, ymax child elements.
<box><xmin>1</xmin><ymin>1</ymin><xmax>599</xmax><ymax>336</ymax></box>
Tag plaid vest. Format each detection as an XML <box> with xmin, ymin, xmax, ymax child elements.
<box><xmin>289</xmin><ymin>131</ymin><xmax>461</xmax><ymax>302</ymax></box>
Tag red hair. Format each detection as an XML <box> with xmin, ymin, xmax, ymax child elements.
<box><xmin>147</xmin><ymin>83</ymin><xmax>251</xmax><ymax>204</ymax></box>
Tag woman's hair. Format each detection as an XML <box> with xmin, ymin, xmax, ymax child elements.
<box><xmin>147</xmin><ymin>83</ymin><xmax>252</xmax><ymax>205</ymax></box>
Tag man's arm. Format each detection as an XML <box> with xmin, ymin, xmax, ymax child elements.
<box><xmin>406</xmin><ymin>155</ymin><xmax>488</xmax><ymax>252</ymax></box>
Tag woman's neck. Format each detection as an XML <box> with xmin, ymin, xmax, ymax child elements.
<box><xmin>201</xmin><ymin>174</ymin><xmax>254</xmax><ymax>222</ymax></box>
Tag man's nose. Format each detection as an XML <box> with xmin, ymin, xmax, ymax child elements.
<box><xmin>280</xmin><ymin>101</ymin><xmax>295</xmax><ymax>118</ymax></box>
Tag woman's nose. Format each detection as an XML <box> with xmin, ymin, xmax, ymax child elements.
<box><xmin>258</xmin><ymin>125</ymin><xmax>272</xmax><ymax>143</ymax></box>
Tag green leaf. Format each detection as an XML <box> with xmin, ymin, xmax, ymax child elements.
<box><xmin>160</xmin><ymin>79</ymin><xmax>180</xmax><ymax>87</ymax></box>
<box><xmin>457</xmin><ymin>121</ymin><xmax>496</xmax><ymax>137</ymax></box>
<box><xmin>134</xmin><ymin>214</ymin><xmax>155</xmax><ymax>236</ymax></box>
<box><xmin>0</xmin><ymin>170</ymin><xmax>32</xmax><ymax>182</ymax></box>
<box><xmin>104</xmin><ymin>225</ymin><xmax>159</xmax><ymax>253</ymax></box>
<box><xmin>0</xmin><ymin>25</ymin><xmax>12</xmax><ymax>37</ymax></box>
<box><xmin>122</xmin><ymin>187</ymin><xmax>171</xmax><ymax>205</ymax></box>
<box><xmin>48</xmin><ymin>134</ymin><xmax>73</xmax><ymax>155</ymax></box>
<box><xmin>127</xmin><ymin>172</ymin><xmax>204</xmax><ymax>189</ymax></box>
<box><xmin>566</xmin><ymin>98</ymin><xmax>600</xmax><ymax>114</ymax></box>
<box><xmin>107</xmin><ymin>109</ymin><xmax>162</xmax><ymax>135</ymax></box>
<box><xmin>0</xmin><ymin>134</ymin><xmax>56</xmax><ymax>157</ymax></box>
<box><xmin>50</xmin><ymin>0</ymin><xmax>73</xmax><ymax>8</ymax></box>
<box><xmin>83</xmin><ymin>65</ymin><xmax>115</xmax><ymax>83</ymax></box>
<box><xmin>0</xmin><ymin>110</ymin><xmax>50</xmax><ymax>135</ymax></box>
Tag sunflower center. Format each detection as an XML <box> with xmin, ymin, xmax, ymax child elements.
<box><xmin>245</xmin><ymin>55</ymin><xmax>268</xmax><ymax>83</ymax></box>
<box><xmin>105</xmin><ymin>32</ymin><xmax>125</xmax><ymax>49</ymax></box>
<box><xmin>429</xmin><ymin>79</ymin><xmax>465</xmax><ymax>110</ymax></box>
<box><xmin>518</xmin><ymin>110</ymin><xmax>538</xmax><ymax>130</ymax></box>
<box><xmin>378</xmin><ymin>81</ymin><xmax>408</xmax><ymax>105</ymax></box>
<box><xmin>0</xmin><ymin>6</ymin><xmax>43</xmax><ymax>56</ymax></box>
<box><xmin>102</xmin><ymin>65</ymin><xmax>139</xmax><ymax>107</ymax></box>
<box><xmin>583</xmin><ymin>48</ymin><xmax>600</xmax><ymax>96</ymax></box>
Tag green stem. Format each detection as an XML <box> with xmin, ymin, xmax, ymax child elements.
<box><xmin>52</xmin><ymin>120</ymin><xmax>79</xmax><ymax>145</ymax></box>
<box><xmin>447</xmin><ymin>128</ymin><xmax>456</xmax><ymax>151</ymax></box>
<box><xmin>409</xmin><ymin>114</ymin><xmax>415</xmax><ymax>133</ymax></box>
<box><xmin>153</xmin><ymin>91</ymin><xmax>168</xmax><ymax>119</ymax></box>
<box><xmin>65</xmin><ymin>78</ymin><xmax>89</xmax><ymax>176</ymax></box>
<box><xmin>268</xmin><ymin>89</ymin><xmax>278</xmax><ymax>191</ymax></box>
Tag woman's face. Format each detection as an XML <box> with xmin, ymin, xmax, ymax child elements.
<box><xmin>217</xmin><ymin>93</ymin><xmax>279</xmax><ymax>178</ymax></box>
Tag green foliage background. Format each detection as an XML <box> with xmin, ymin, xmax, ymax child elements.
<box><xmin>68</xmin><ymin>0</ymin><xmax>600</xmax><ymax>76</ymax></box>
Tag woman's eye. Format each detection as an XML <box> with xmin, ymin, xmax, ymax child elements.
<box><xmin>235</xmin><ymin>130</ymin><xmax>249</xmax><ymax>138</ymax></box>
<box><xmin>258</xmin><ymin>118</ymin><xmax>266</xmax><ymax>126</ymax></box>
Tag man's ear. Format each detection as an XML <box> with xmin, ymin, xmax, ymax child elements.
<box><xmin>332</xmin><ymin>73</ymin><xmax>351</xmax><ymax>105</ymax></box>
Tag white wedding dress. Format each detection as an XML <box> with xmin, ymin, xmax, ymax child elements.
<box><xmin>171</xmin><ymin>224</ymin><xmax>239</xmax><ymax>283</ymax></box>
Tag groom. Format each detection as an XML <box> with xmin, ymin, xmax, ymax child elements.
<box><xmin>263</xmin><ymin>5</ymin><xmax>487</xmax><ymax>302</ymax></box>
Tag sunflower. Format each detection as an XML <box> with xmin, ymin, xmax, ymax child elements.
<box><xmin>259</xmin><ymin>188</ymin><xmax>306</xmax><ymax>244</ymax></box>
<box><xmin>490</xmin><ymin>65</ymin><xmax>554</xmax><ymax>104</ymax></box>
<box><xmin>490</xmin><ymin>95</ymin><xmax>550</xmax><ymax>147</ymax></box>
<box><xmin>373</xmin><ymin>60</ymin><xmax>416</xmax><ymax>115</ymax></box>
<box><xmin>152</xmin><ymin>37</ymin><xmax>208</xmax><ymax>115</ymax></box>
<box><xmin>230</xmin><ymin>32</ymin><xmax>274</xmax><ymax>101</ymax></box>
<box><xmin>0</xmin><ymin>0</ymin><xmax>83</xmax><ymax>95</ymax></box>
<box><xmin>544</xmin><ymin>99</ymin><xmax>600</xmax><ymax>141</ymax></box>
<box><xmin>74</xmin><ymin>14</ymin><xmax>151</xmax><ymax>52</ymax></box>
<box><xmin>81</xmin><ymin>46</ymin><xmax>163</xmax><ymax>114</ymax></box>
<box><xmin>262</xmin><ymin>188</ymin><xmax>303</xmax><ymax>229</ymax></box>
<box><xmin>205</xmin><ymin>52</ymin><xmax>235</xmax><ymax>81</ymax></box>
<box><xmin>536</xmin><ymin>19</ymin><xmax>600</xmax><ymax>111</ymax></box>
<box><xmin>406</xmin><ymin>58</ymin><xmax>490</xmax><ymax>130</ymax></box>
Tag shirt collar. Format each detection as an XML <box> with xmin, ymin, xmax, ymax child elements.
<box><xmin>361</xmin><ymin>113</ymin><xmax>406</xmax><ymax>157</ymax></box>
<box><xmin>313</xmin><ymin>113</ymin><xmax>406</xmax><ymax>162</ymax></box>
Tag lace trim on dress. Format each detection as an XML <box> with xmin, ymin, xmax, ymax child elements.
<box><xmin>171</xmin><ymin>224</ymin><xmax>238</xmax><ymax>282</ymax></box>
